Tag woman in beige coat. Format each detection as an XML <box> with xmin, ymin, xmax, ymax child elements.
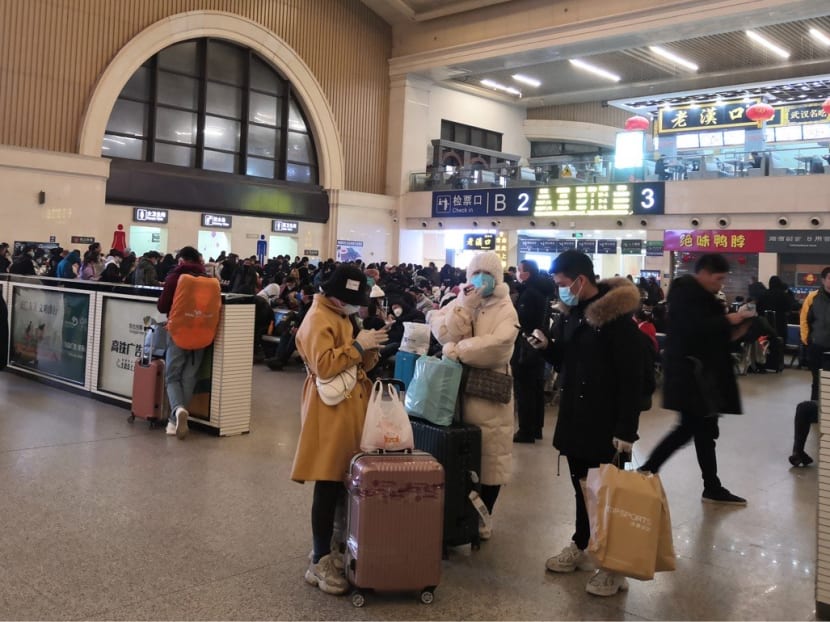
<box><xmin>291</xmin><ymin>265</ymin><xmax>387</xmax><ymax>596</ymax></box>
<box><xmin>429</xmin><ymin>251</ymin><xmax>519</xmax><ymax>540</ymax></box>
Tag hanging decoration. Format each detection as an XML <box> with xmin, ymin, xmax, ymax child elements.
<box><xmin>745</xmin><ymin>102</ymin><xmax>775</xmax><ymax>126</ymax></box>
<box><xmin>624</xmin><ymin>115</ymin><xmax>651</xmax><ymax>131</ymax></box>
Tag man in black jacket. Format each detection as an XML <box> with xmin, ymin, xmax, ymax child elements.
<box><xmin>641</xmin><ymin>254</ymin><xmax>755</xmax><ymax>505</ymax></box>
<box><xmin>531</xmin><ymin>250</ymin><xmax>644</xmax><ymax>597</ymax></box>
<box><xmin>512</xmin><ymin>259</ymin><xmax>555</xmax><ymax>443</ymax></box>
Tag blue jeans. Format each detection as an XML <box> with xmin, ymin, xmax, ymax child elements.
<box><xmin>165</xmin><ymin>341</ymin><xmax>205</xmax><ymax>423</ymax></box>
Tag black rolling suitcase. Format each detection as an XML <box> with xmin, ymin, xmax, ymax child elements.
<box><xmin>410</xmin><ymin>416</ymin><xmax>482</xmax><ymax>553</ymax></box>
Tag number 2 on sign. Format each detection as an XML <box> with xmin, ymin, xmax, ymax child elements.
<box><xmin>517</xmin><ymin>192</ymin><xmax>530</xmax><ymax>211</ymax></box>
<box><xmin>640</xmin><ymin>188</ymin><xmax>655</xmax><ymax>210</ymax></box>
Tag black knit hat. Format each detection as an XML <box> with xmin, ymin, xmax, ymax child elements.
<box><xmin>322</xmin><ymin>264</ymin><xmax>370</xmax><ymax>306</ymax></box>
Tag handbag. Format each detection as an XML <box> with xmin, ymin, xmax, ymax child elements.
<box><xmin>404</xmin><ymin>355</ymin><xmax>463</xmax><ymax>426</ymax></box>
<box><xmin>360</xmin><ymin>380</ymin><xmax>414</xmax><ymax>451</ymax></box>
<box><xmin>462</xmin><ymin>365</ymin><xmax>513</xmax><ymax>404</ymax></box>
<box><xmin>315</xmin><ymin>365</ymin><xmax>358</xmax><ymax>406</ymax></box>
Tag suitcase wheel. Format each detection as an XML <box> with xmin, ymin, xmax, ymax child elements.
<box><xmin>351</xmin><ymin>591</ymin><xmax>366</xmax><ymax>608</ymax></box>
<box><xmin>420</xmin><ymin>588</ymin><xmax>435</xmax><ymax>605</ymax></box>
<box><xmin>127</xmin><ymin>413</ymin><xmax>135</xmax><ymax>424</ymax></box>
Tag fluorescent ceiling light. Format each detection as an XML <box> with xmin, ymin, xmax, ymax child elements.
<box><xmin>810</xmin><ymin>27</ymin><xmax>830</xmax><ymax>47</ymax></box>
<box><xmin>512</xmin><ymin>73</ymin><xmax>541</xmax><ymax>87</ymax></box>
<box><xmin>746</xmin><ymin>30</ymin><xmax>790</xmax><ymax>59</ymax></box>
<box><xmin>480</xmin><ymin>79</ymin><xmax>522</xmax><ymax>96</ymax></box>
<box><xmin>649</xmin><ymin>45</ymin><xmax>698</xmax><ymax>72</ymax></box>
<box><xmin>569</xmin><ymin>58</ymin><xmax>621</xmax><ymax>82</ymax></box>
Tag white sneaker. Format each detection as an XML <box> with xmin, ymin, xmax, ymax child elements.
<box><xmin>585</xmin><ymin>569</ymin><xmax>629</xmax><ymax>596</ymax></box>
<box><xmin>545</xmin><ymin>542</ymin><xmax>595</xmax><ymax>573</ymax></box>
<box><xmin>304</xmin><ymin>553</ymin><xmax>348</xmax><ymax>595</ymax></box>
<box><xmin>174</xmin><ymin>407</ymin><xmax>189</xmax><ymax>440</ymax></box>
<box><xmin>478</xmin><ymin>517</ymin><xmax>492</xmax><ymax>541</ymax></box>
<box><xmin>165</xmin><ymin>421</ymin><xmax>176</xmax><ymax>436</ymax></box>
<box><xmin>308</xmin><ymin>549</ymin><xmax>344</xmax><ymax>571</ymax></box>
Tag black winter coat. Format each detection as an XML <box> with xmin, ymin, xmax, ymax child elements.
<box><xmin>542</xmin><ymin>278</ymin><xmax>644</xmax><ymax>461</ymax></box>
<box><xmin>512</xmin><ymin>274</ymin><xmax>555</xmax><ymax>369</ymax></box>
<box><xmin>662</xmin><ymin>275</ymin><xmax>742</xmax><ymax>416</ymax></box>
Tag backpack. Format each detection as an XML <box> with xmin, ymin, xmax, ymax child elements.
<box><xmin>166</xmin><ymin>274</ymin><xmax>222</xmax><ymax>350</ymax></box>
<box><xmin>638</xmin><ymin>329</ymin><xmax>657</xmax><ymax>412</ymax></box>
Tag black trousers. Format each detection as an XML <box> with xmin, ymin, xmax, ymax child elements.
<box><xmin>793</xmin><ymin>401</ymin><xmax>819</xmax><ymax>455</ymax></box>
<box><xmin>513</xmin><ymin>361</ymin><xmax>546</xmax><ymax>436</ymax></box>
<box><xmin>566</xmin><ymin>456</ymin><xmax>601</xmax><ymax>550</ymax></box>
<box><xmin>641</xmin><ymin>411</ymin><xmax>721</xmax><ymax>491</ymax></box>
<box><xmin>311</xmin><ymin>481</ymin><xmax>346</xmax><ymax>562</ymax></box>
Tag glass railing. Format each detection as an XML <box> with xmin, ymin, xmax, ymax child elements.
<box><xmin>410</xmin><ymin>145</ymin><xmax>830</xmax><ymax>191</ymax></box>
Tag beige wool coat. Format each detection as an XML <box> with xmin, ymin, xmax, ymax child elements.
<box><xmin>429</xmin><ymin>282</ymin><xmax>519</xmax><ymax>486</ymax></box>
<box><xmin>291</xmin><ymin>295</ymin><xmax>379</xmax><ymax>483</ymax></box>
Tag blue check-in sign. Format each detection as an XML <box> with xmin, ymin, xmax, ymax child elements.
<box><xmin>432</xmin><ymin>189</ymin><xmax>534</xmax><ymax>218</ymax></box>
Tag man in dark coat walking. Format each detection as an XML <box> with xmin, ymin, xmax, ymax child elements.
<box><xmin>530</xmin><ymin>250</ymin><xmax>644</xmax><ymax>597</ymax></box>
<box><xmin>641</xmin><ymin>253</ymin><xmax>756</xmax><ymax>505</ymax></box>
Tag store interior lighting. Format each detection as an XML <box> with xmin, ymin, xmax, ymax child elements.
<box><xmin>480</xmin><ymin>78</ymin><xmax>522</xmax><ymax>96</ymax></box>
<box><xmin>810</xmin><ymin>27</ymin><xmax>830</xmax><ymax>47</ymax></box>
<box><xmin>511</xmin><ymin>73</ymin><xmax>541</xmax><ymax>87</ymax></box>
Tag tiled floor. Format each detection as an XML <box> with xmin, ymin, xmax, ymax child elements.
<box><xmin>0</xmin><ymin>363</ymin><xmax>818</xmax><ymax>620</ymax></box>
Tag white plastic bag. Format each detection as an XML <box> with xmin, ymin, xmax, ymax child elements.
<box><xmin>360</xmin><ymin>380</ymin><xmax>414</xmax><ymax>452</ymax></box>
<box><xmin>400</xmin><ymin>322</ymin><xmax>431</xmax><ymax>355</ymax></box>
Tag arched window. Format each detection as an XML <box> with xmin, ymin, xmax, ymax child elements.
<box><xmin>103</xmin><ymin>38</ymin><xmax>318</xmax><ymax>185</ymax></box>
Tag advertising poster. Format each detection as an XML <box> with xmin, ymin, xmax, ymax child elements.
<box><xmin>98</xmin><ymin>298</ymin><xmax>165</xmax><ymax>398</ymax></box>
<box><xmin>11</xmin><ymin>288</ymin><xmax>90</xmax><ymax>385</ymax></box>
<box><xmin>336</xmin><ymin>240</ymin><xmax>363</xmax><ymax>263</ymax></box>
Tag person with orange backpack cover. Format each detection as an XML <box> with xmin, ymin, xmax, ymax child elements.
<box><xmin>157</xmin><ymin>246</ymin><xmax>221</xmax><ymax>439</ymax></box>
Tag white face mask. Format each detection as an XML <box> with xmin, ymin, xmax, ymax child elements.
<box><xmin>341</xmin><ymin>303</ymin><xmax>360</xmax><ymax>315</ymax></box>
<box><xmin>393</xmin><ymin>307</ymin><xmax>403</xmax><ymax>317</ymax></box>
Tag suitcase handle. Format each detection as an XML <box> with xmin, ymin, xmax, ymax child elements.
<box><xmin>377</xmin><ymin>378</ymin><xmax>406</xmax><ymax>392</ymax></box>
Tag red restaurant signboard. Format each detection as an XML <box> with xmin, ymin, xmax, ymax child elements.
<box><xmin>663</xmin><ymin>230</ymin><xmax>766</xmax><ymax>253</ymax></box>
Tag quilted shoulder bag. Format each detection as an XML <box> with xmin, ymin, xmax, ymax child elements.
<box><xmin>462</xmin><ymin>365</ymin><xmax>513</xmax><ymax>404</ymax></box>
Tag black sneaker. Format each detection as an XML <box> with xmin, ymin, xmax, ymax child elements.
<box><xmin>702</xmin><ymin>487</ymin><xmax>747</xmax><ymax>506</ymax></box>
<box><xmin>534</xmin><ymin>429</ymin><xmax>543</xmax><ymax>440</ymax></box>
<box><xmin>266</xmin><ymin>358</ymin><xmax>285</xmax><ymax>371</ymax></box>
<box><xmin>789</xmin><ymin>452</ymin><xmax>814</xmax><ymax>467</ymax></box>
<box><xmin>513</xmin><ymin>432</ymin><xmax>535</xmax><ymax>444</ymax></box>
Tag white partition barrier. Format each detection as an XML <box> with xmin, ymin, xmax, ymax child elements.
<box><xmin>2</xmin><ymin>277</ymin><xmax>253</xmax><ymax>436</ymax></box>
<box><xmin>818</xmin><ymin>369</ymin><xmax>830</xmax><ymax>616</ymax></box>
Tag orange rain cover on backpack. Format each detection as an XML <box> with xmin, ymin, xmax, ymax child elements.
<box><xmin>166</xmin><ymin>274</ymin><xmax>222</xmax><ymax>350</ymax></box>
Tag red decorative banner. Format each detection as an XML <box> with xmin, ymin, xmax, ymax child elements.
<box><xmin>663</xmin><ymin>230</ymin><xmax>767</xmax><ymax>253</ymax></box>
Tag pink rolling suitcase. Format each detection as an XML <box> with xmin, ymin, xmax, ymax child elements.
<box><xmin>128</xmin><ymin>325</ymin><xmax>167</xmax><ymax>428</ymax></box>
<box><xmin>345</xmin><ymin>450</ymin><xmax>444</xmax><ymax>607</ymax></box>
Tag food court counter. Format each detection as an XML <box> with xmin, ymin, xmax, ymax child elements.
<box><xmin>0</xmin><ymin>275</ymin><xmax>254</xmax><ymax>436</ymax></box>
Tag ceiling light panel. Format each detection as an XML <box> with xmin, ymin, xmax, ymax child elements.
<box><xmin>810</xmin><ymin>27</ymin><xmax>830</xmax><ymax>47</ymax></box>
<box><xmin>649</xmin><ymin>45</ymin><xmax>699</xmax><ymax>72</ymax></box>
<box><xmin>512</xmin><ymin>73</ymin><xmax>541</xmax><ymax>87</ymax></box>
<box><xmin>480</xmin><ymin>79</ymin><xmax>522</xmax><ymax>97</ymax></box>
<box><xmin>568</xmin><ymin>59</ymin><xmax>621</xmax><ymax>82</ymax></box>
<box><xmin>745</xmin><ymin>30</ymin><xmax>790</xmax><ymax>59</ymax></box>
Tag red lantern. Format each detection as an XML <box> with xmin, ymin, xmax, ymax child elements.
<box><xmin>625</xmin><ymin>115</ymin><xmax>650</xmax><ymax>131</ymax></box>
<box><xmin>822</xmin><ymin>97</ymin><xmax>830</xmax><ymax>116</ymax></box>
<box><xmin>746</xmin><ymin>102</ymin><xmax>775</xmax><ymax>126</ymax></box>
<box><xmin>737</xmin><ymin>255</ymin><xmax>747</xmax><ymax>265</ymax></box>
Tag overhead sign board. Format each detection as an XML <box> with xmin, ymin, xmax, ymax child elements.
<box><xmin>133</xmin><ymin>207</ymin><xmax>168</xmax><ymax>224</ymax></box>
<box><xmin>272</xmin><ymin>219</ymin><xmax>299</xmax><ymax>234</ymax></box>
<box><xmin>764</xmin><ymin>231</ymin><xmax>830</xmax><ymax>254</ymax></box>
<box><xmin>664</xmin><ymin>230</ymin><xmax>766</xmax><ymax>253</ymax></box>
<box><xmin>201</xmin><ymin>213</ymin><xmax>232</xmax><ymax>229</ymax></box>
<box><xmin>432</xmin><ymin>182</ymin><xmax>664</xmax><ymax>218</ymax></box>
<box><xmin>463</xmin><ymin>233</ymin><xmax>496</xmax><ymax>251</ymax></box>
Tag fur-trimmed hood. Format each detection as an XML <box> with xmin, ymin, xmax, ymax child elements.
<box><xmin>584</xmin><ymin>277</ymin><xmax>642</xmax><ymax>328</ymax></box>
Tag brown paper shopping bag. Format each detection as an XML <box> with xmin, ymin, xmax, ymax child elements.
<box><xmin>654</xmin><ymin>475</ymin><xmax>676</xmax><ymax>572</ymax></box>
<box><xmin>584</xmin><ymin>463</ymin><xmax>666</xmax><ymax>580</ymax></box>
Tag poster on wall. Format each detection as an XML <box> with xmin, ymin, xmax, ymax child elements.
<box><xmin>336</xmin><ymin>239</ymin><xmax>363</xmax><ymax>263</ymax></box>
<box><xmin>98</xmin><ymin>297</ymin><xmax>166</xmax><ymax>399</ymax></box>
<box><xmin>10</xmin><ymin>287</ymin><xmax>90</xmax><ymax>385</ymax></box>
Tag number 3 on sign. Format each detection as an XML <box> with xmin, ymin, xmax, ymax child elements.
<box><xmin>640</xmin><ymin>188</ymin><xmax>655</xmax><ymax>210</ymax></box>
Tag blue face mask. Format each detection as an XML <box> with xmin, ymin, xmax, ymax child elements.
<box><xmin>470</xmin><ymin>273</ymin><xmax>496</xmax><ymax>297</ymax></box>
<box><xmin>558</xmin><ymin>278</ymin><xmax>583</xmax><ymax>307</ymax></box>
<box><xmin>366</xmin><ymin>277</ymin><xmax>375</xmax><ymax>287</ymax></box>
